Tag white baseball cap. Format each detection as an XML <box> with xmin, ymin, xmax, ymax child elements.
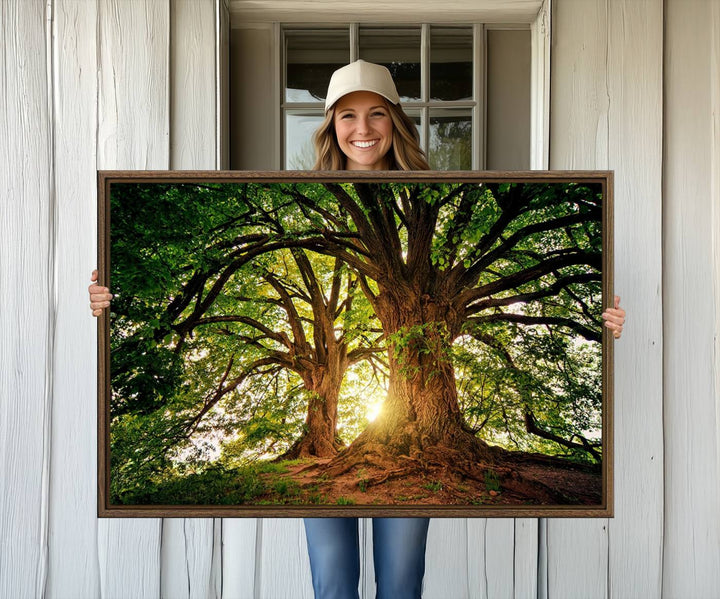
<box><xmin>324</xmin><ymin>60</ymin><xmax>400</xmax><ymax>112</ymax></box>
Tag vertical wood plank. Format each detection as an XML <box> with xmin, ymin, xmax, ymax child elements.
<box><xmin>96</xmin><ymin>0</ymin><xmax>170</xmax><ymax>170</ymax></box>
<box><xmin>96</xmin><ymin>1</ymin><xmax>170</xmax><ymax>595</ymax></box>
<box><xmin>485</xmin><ymin>520</ymin><xmax>516</xmax><ymax>598</ymax></box>
<box><xmin>169</xmin><ymin>0</ymin><xmax>217</xmax><ymax>170</ymax></box>
<box><xmin>209</xmin><ymin>519</ymin><xmax>223</xmax><ymax>599</ymax></box>
<box><xmin>0</xmin><ymin>1</ymin><xmax>52</xmax><ymax>598</ymax></box>
<box><xmin>161</xmin><ymin>520</ymin><xmax>217</xmax><ymax>599</ymax></box>
<box><xmin>222</xmin><ymin>519</ymin><xmax>257</xmax><ymax>598</ymax></box>
<box><xmin>606</xmin><ymin>1</ymin><xmax>664</xmax><ymax>597</ymax></box>
<box><xmin>162</xmin><ymin>1</ymin><xmax>220</xmax><ymax>598</ymax></box>
<box><xmin>98</xmin><ymin>520</ymin><xmax>162</xmax><ymax>599</ymax></box>
<box><xmin>551</xmin><ymin>0</ymin><xmax>666</xmax><ymax>596</ymax></box>
<box><xmin>537</xmin><ymin>519</ymin><xmax>547</xmax><ymax>599</ymax></box>
<box><xmin>464</xmin><ymin>518</ymin><xmax>537</xmax><ymax>599</ymax></box>
<box><xmin>512</xmin><ymin>519</ymin><xmax>539</xmax><ymax>599</ymax></box>
<box><xmin>464</xmin><ymin>519</ymin><xmax>517</xmax><ymax>599</ymax></box>
<box><xmin>550</xmin><ymin>0</ymin><xmax>609</xmax><ymax>170</ymax></box>
<box><xmin>466</xmin><ymin>520</ymin><xmax>487</xmax><ymax>599</ymax></box>
<box><xmin>663</xmin><ymin>1</ymin><xmax>720</xmax><ymax>595</ymax></box>
<box><xmin>422</xmin><ymin>519</ymin><xmax>470</xmax><ymax>598</ymax></box>
<box><xmin>256</xmin><ymin>518</ymin><xmax>313</xmax><ymax>598</ymax></box>
<box><xmin>46</xmin><ymin>0</ymin><xmax>101</xmax><ymax>596</ymax></box>
<box><xmin>547</xmin><ymin>521</ymin><xmax>608</xmax><ymax>599</ymax></box>
<box><xmin>548</xmin><ymin>1</ymin><xmax>609</xmax><ymax>595</ymax></box>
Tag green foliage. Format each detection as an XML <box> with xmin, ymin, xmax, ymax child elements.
<box><xmin>484</xmin><ymin>470</ymin><xmax>501</xmax><ymax>493</ymax></box>
<box><xmin>356</xmin><ymin>468</ymin><xmax>369</xmax><ymax>492</ymax></box>
<box><xmin>388</xmin><ymin>321</ymin><xmax>452</xmax><ymax>380</ymax></box>
<box><xmin>108</xmin><ymin>179</ymin><xmax>606</xmax><ymax>503</ymax></box>
<box><xmin>422</xmin><ymin>480</ymin><xmax>443</xmax><ymax>492</ymax></box>
<box><xmin>113</xmin><ymin>462</ymin><xmax>267</xmax><ymax>505</ymax></box>
<box><xmin>272</xmin><ymin>477</ymin><xmax>301</xmax><ymax>497</ymax></box>
<box><xmin>454</xmin><ymin>320</ymin><xmax>602</xmax><ymax>462</ymax></box>
<box><xmin>428</xmin><ymin>119</ymin><xmax>472</xmax><ymax>170</ymax></box>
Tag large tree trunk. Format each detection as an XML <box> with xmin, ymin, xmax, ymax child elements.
<box><xmin>325</xmin><ymin>288</ymin><xmax>495</xmax><ymax>477</ymax></box>
<box><xmin>280</xmin><ymin>353</ymin><xmax>347</xmax><ymax>459</ymax></box>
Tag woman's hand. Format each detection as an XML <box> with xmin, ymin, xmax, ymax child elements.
<box><xmin>89</xmin><ymin>269</ymin><xmax>113</xmax><ymax>317</ymax></box>
<box><xmin>602</xmin><ymin>295</ymin><xmax>625</xmax><ymax>339</ymax></box>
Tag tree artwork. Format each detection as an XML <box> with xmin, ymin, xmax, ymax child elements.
<box><xmin>100</xmin><ymin>173</ymin><xmax>612</xmax><ymax>515</ymax></box>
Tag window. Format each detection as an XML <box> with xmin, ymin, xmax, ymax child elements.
<box><xmin>283</xmin><ymin>25</ymin><xmax>478</xmax><ymax>170</ymax></box>
<box><xmin>229</xmin><ymin>23</ymin><xmax>532</xmax><ymax>171</ymax></box>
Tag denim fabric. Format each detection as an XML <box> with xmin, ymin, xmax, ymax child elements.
<box><xmin>303</xmin><ymin>517</ymin><xmax>430</xmax><ymax>599</ymax></box>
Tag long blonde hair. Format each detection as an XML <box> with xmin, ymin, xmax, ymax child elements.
<box><xmin>312</xmin><ymin>100</ymin><xmax>430</xmax><ymax>171</ymax></box>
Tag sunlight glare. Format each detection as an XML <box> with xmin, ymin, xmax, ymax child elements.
<box><xmin>366</xmin><ymin>400</ymin><xmax>383</xmax><ymax>422</ymax></box>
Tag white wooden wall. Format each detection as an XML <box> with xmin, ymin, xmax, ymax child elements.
<box><xmin>663</xmin><ymin>1</ymin><xmax>720</xmax><ymax>596</ymax></box>
<box><xmin>1</xmin><ymin>0</ymin><xmax>718</xmax><ymax>597</ymax></box>
<box><xmin>549</xmin><ymin>1</ymin><xmax>664</xmax><ymax>596</ymax></box>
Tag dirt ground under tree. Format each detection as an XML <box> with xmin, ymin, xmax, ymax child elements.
<box><xmin>255</xmin><ymin>450</ymin><xmax>602</xmax><ymax>507</ymax></box>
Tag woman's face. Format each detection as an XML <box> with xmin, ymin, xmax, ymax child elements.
<box><xmin>333</xmin><ymin>91</ymin><xmax>394</xmax><ymax>170</ymax></box>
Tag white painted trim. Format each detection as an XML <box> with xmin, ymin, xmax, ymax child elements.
<box><xmin>484</xmin><ymin>23</ymin><xmax>531</xmax><ymax>30</ymax></box>
<box><xmin>712</xmin><ymin>0</ymin><xmax>720</xmax><ymax>483</ymax></box>
<box><xmin>530</xmin><ymin>0</ymin><xmax>550</xmax><ymax>169</ymax></box>
<box><xmin>221</xmin><ymin>0</ymin><xmax>231</xmax><ymax>169</ymax></box>
<box><xmin>350</xmin><ymin>23</ymin><xmax>359</xmax><ymax>61</ymax></box>
<box><xmin>231</xmin><ymin>21</ymin><xmax>276</xmax><ymax>29</ymax></box>
<box><xmin>421</xmin><ymin>23</ymin><xmax>430</xmax><ymax>151</ymax></box>
<box><xmin>229</xmin><ymin>0</ymin><xmax>543</xmax><ymax>25</ymax></box>
<box><xmin>216</xmin><ymin>0</ymin><xmax>222</xmax><ymax>168</ymax></box>
<box><xmin>475</xmin><ymin>24</ymin><xmax>486</xmax><ymax>170</ymax></box>
<box><xmin>274</xmin><ymin>22</ymin><xmax>282</xmax><ymax>169</ymax></box>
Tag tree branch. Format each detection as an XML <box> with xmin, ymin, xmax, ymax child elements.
<box><xmin>524</xmin><ymin>412</ymin><xmax>601</xmax><ymax>461</ymax></box>
<box><xmin>456</xmin><ymin>251</ymin><xmax>601</xmax><ymax>309</ymax></box>
<box><xmin>457</xmin><ymin>212</ymin><xmax>597</xmax><ymax>291</ymax></box>
<box><xmin>465</xmin><ymin>273</ymin><xmax>600</xmax><ymax>315</ymax></box>
<box><xmin>466</xmin><ymin>313</ymin><xmax>600</xmax><ymax>342</ymax></box>
<box><xmin>185</xmin><ymin>315</ymin><xmax>292</xmax><ymax>348</ymax></box>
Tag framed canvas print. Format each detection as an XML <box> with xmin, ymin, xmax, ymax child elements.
<box><xmin>97</xmin><ymin>170</ymin><xmax>614</xmax><ymax>518</ymax></box>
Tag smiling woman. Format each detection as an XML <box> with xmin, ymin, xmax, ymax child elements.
<box><xmin>312</xmin><ymin>60</ymin><xmax>429</xmax><ymax>171</ymax></box>
<box><xmin>333</xmin><ymin>91</ymin><xmax>394</xmax><ymax>170</ymax></box>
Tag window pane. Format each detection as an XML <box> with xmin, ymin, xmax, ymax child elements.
<box><xmin>285</xmin><ymin>112</ymin><xmax>324</xmax><ymax>169</ymax></box>
<box><xmin>430</xmin><ymin>27</ymin><xmax>473</xmax><ymax>101</ymax></box>
<box><xmin>429</xmin><ymin>109</ymin><xmax>472</xmax><ymax>170</ymax></box>
<box><xmin>402</xmin><ymin>108</ymin><xmax>423</xmax><ymax>148</ymax></box>
<box><xmin>359</xmin><ymin>27</ymin><xmax>421</xmax><ymax>102</ymax></box>
<box><xmin>286</xmin><ymin>30</ymin><xmax>349</xmax><ymax>103</ymax></box>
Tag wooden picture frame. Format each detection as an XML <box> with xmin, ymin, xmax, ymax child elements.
<box><xmin>97</xmin><ymin>170</ymin><xmax>613</xmax><ymax>518</ymax></box>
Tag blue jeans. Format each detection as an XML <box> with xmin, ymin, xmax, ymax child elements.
<box><xmin>303</xmin><ymin>517</ymin><xmax>430</xmax><ymax>599</ymax></box>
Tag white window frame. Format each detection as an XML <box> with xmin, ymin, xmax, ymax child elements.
<box><xmin>238</xmin><ymin>1</ymin><xmax>551</xmax><ymax>170</ymax></box>
<box><xmin>281</xmin><ymin>23</ymin><xmax>486</xmax><ymax>170</ymax></box>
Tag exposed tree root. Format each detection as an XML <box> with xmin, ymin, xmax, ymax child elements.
<box><xmin>361</xmin><ymin>467</ymin><xmax>411</xmax><ymax>488</ymax></box>
<box><xmin>310</xmin><ymin>420</ymin><xmax>601</xmax><ymax>505</ymax></box>
<box><xmin>275</xmin><ymin>432</ymin><xmax>344</xmax><ymax>461</ymax></box>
